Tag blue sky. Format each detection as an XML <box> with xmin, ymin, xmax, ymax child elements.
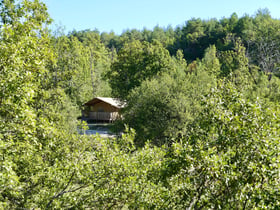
<box><xmin>41</xmin><ymin>0</ymin><xmax>280</xmax><ymax>34</ymax></box>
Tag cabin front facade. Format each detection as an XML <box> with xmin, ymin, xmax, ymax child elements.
<box><xmin>82</xmin><ymin>97</ymin><xmax>124</xmax><ymax>122</ymax></box>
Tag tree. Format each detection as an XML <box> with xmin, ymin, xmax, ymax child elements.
<box><xmin>202</xmin><ymin>45</ymin><xmax>220</xmax><ymax>76</ymax></box>
<box><xmin>160</xmin><ymin>82</ymin><xmax>280</xmax><ymax>209</ymax></box>
<box><xmin>219</xmin><ymin>38</ymin><xmax>254</xmax><ymax>90</ymax></box>
<box><xmin>108</xmin><ymin>40</ymin><xmax>173</xmax><ymax>99</ymax></box>
<box><xmin>0</xmin><ymin>0</ymin><xmax>83</xmax><ymax>208</ymax></box>
<box><xmin>123</xmin><ymin>52</ymin><xmax>216</xmax><ymax>146</ymax></box>
<box><xmin>0</xmin><ymin>0</ymin><xmax>54</xmax><ymax>206</ymax></box>
<box><xmin>50</xmin><ymin>30</ymin><xmax>112</xmax><ymax>106</ymax></box>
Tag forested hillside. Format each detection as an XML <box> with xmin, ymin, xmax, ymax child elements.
<box><xmin>0</xmin><ymin>1</ymin><xmax>279</xmax><ymax>208</ymax></box>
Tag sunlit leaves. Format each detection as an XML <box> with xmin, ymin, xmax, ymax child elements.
<box><xmin>160</xmin><ymin>82</ymin><xmax>280</xmax><ymax>208</ymax></box>
<box><xmin>108</xmin><ymin>40</ymin><xmax>172</xmax><ymax>99</ymax></box>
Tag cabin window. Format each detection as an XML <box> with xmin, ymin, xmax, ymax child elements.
<box><xmin>98</xmin><ymin>108</ymin><xmax>105</xmax><ymax>112</ymax></box>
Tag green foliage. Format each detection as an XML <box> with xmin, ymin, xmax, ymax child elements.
<box><xmin>246</xmin><ymin>73</ymin><xmax>280</xmax><ymax>104</ymax></box>
<box><xmin>64</xmin><ymin>133</ymin><xmax>165</xmax><ymax>209</ymax></box>
<box><xmin>159</xmin><ymin>82</ymin><xmax>280</xmax><ymax>209</ymax></box>
<box><xmin>0</xmin><ymin>0</ymin><xmax>79</xmax><ymax>208</ymax></box>
<box><xmin>202</xmin><ymin>45</ymin><xmax>220</xmax><ymax>76</ymax></box>
<box><xmin>219</xmin><ymin>39</ymin><xmax>255</xmax><ymax>92</ymax></box>
<box><xmin>1</xmin><ymin>2</ymin><xmax>280</xmax><ymax>208</ymax></box>
<box><xmin>6</xmin><ymin>129</ymin><xmax>166</xmax><ymax>209</ymax></box>
<box><xmin>108</xmin><ymin>40</ymin><xmax>173</xmax><ymax>99</ymax></box>
<box><xmin>0</xmin><ymin>0</ymin><xmax>54</xmax><ymax>207</ymax></box>
<box><xmin>123</xmin><ymin>57</ymin><xmax>216</xmax><ymax>146</ymax></box>
<box><xmin>50</xmin><ymin>30</ymin><xmax>112</xmax><ymax>106</ymax></box>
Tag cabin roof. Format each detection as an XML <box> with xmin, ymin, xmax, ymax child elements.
<box><xmin>84</xmin><ymin>97</ymin><xmax>125</xmax><ymax>109</ymax></box>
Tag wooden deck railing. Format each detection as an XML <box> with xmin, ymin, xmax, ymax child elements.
<box><xmin>88</xmin><ymin>112</ymin><xmax>119</xmax><ymax>122</ymax></box>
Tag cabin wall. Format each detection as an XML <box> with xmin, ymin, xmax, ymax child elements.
<box><xmin>89</xmin><ymin>101</ymin><xmax>119</xmax><ymax>112</ymax></box>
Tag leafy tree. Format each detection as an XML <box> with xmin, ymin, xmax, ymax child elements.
<box><xmin>202</xmin><ymin>45</ymin><xmax>220</xmax><ymax>76</ymax></box>
<box><xmin>160</xmin><ymin>82</ymin><xmax>280</xmax><ymax>209</ymax></box>
<box><xmin>0</xmin><ymin>0</ymin><xmax>54</xmax><ymax>207</ymax></box>
<box><xmin>100</xmin><ymin>31</ymin><xmax>120</xmax><ymax>50</ymax></box>
<box><xmin>0</xmin><ymin>0</ymin><xmax>81</xmax><ymax>208</ymax></box>
<box><xmin>150</xmin><ymin>25</ymin><xmax>175</xmax><ymax>48</ymax></box>
<box><xmin>1</xmin><ymin>3</ymin><xmax>280</xmax><ymax>208</ymax></box>
<box><xmin>123</xmin><ymin>52</ymin><xmax>216</xmax><ymax>146</ymax></box>
<box><xmin>55</xmin><ymin>131</ymin><xmax>166</xmax><ymax>209</ymax></box>
<box><xmin>51</xmin><ymin>30</ymin><xmax>112</xmax><ymax>106</ymax></box>
<box><xmin>108</xmin><ymin>40</ymin><xmax>173</xmax><ymax>99</ymax></box>
<box><xmin>246</xmin><ymin>72</ymin><xmax>280</xmax><ymax>104</ymax></box>
<box><xmin>219</xmin><ymin>39</ymin><xmax>254</xmax><ymax>89</ymax></box>
<box><xmin>75</xmin><ymin>30</ymin><xmax>112</xmax><ymax>99</ymax></box>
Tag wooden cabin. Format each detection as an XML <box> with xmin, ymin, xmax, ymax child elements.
<box><xmin>82</xmin><ymin>97</ymin><xmax>125</xmax><ymax>122</ymax></box>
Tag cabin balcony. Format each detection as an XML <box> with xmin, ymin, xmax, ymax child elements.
<box><xmin>87</xmin><ymin>111</ymin><xmax>119</xmax><ymax>122</ymax></box>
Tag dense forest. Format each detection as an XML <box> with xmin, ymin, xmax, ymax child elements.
<box><xmin>1</xmin><ymin>0</ymin><xmax>280</xmax><ymax>209</ymax></box>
